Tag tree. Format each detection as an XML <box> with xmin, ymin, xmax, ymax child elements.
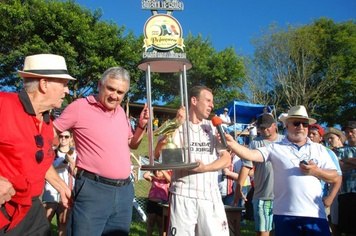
<box><xmin>0</xmin><ymin>0</ymin><xmax>143</xmax><ymax>103</ymax></box>
<box><xmin>244</xmin><ymin>18</ymin><xmax>356</xmax><ymax>125</ymax></box>
<box><xmin>149</xmin><ymin>32</ymin><xmax>246</xmax><ymax>109</ymax></box>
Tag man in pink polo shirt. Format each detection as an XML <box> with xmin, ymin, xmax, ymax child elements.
<box><xmin>53</xmin><ymin>67</ymin><xmax>149</xmax><ymax>236</ymax></box>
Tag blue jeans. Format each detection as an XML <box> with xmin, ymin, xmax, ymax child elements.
<box><xmin>68</xmin><ymin>174</ymin><xmax>134</xmax><ymax>236</ymax></box>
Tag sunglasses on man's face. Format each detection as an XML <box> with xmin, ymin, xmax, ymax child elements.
<box><xmin>59</xmin><ymin>135</ymin><xmax>70</xmax><ymax>139</ymax></box>
<box><xmin>35</xmin><ymin>134</ymin><xmax>44</xmax><ymax>164</ymax></box>
<box><xmin>291</xmin><ymin>121</ymin><xmax>309</xmax><ymax>128</ymax></box>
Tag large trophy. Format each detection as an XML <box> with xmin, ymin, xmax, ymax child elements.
<box><xmin>140</xmin><ymin>0</ymin><xmax>198</xmax><ymax>170</ymax></box>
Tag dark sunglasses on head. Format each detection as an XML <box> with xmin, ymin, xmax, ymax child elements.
<box><xmin>59</xmin><ymin>135</ymin><xmax>70</xmax><ymax>139</ymax></box>
<box><xmin>291</xmin><ymin>121</ymin><xmax>309</xmax><ymax>128</ymax></box>
<box><xmin>35</xmin><ymin>135</ymin><xmax>44</xmax><ymax>164</ymax></box>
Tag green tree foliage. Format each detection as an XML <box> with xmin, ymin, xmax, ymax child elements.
<box><xmin>246</xmin><ymin>18</ymin><xmax>356</xmax><ymax>125</ymax></box>
<box><xmin>0</xmin><ymin>0</ymin><xmax>143</xmax><ymax>103</ymax></box>
<box><xmin>0</xmin><ymin>1</ymin><xmax>245</xmax><ymax>111</ymax></box>
<box><xmin>153</xmin><ymin>32</ymin><xmax>245</xmax><ymax>109</ymax></box>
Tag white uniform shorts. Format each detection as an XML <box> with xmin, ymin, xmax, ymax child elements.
<box><xmin>167</xmin><ymin>194</ymin><xmax>229</xmax><ymax>236</ymax></box>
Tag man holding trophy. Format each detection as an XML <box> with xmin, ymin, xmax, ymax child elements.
<box><xmin>155</xmin><ymin>85</ymin><xmax>231</xmax><ymax>236</ymax></box>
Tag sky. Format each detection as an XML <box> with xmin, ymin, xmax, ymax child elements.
<box><xmin>74</xmin><ymin>0</ymin><xmax>356</xmax><ymax>55</ymax></box>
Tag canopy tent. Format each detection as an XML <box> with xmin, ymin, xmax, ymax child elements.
<box><xmin>216</xmin><ymin>101</ymin><xmax>275</xmax><ymax>124</ymax></box>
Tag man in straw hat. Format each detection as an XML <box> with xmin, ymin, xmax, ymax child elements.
<box><xmin>219</xmin><ymin>107</ymin><xmax>233</xmax><ymax>132</ymax></box>
<box><xmin>333</xmin><ymin>121</ymin><xmax>356</xmax><ymax>235</ymax></box>
<box><xmin>322</xmin><ymin>127</ymin><xmax>345</xmax><ymax>235</ymax></box>
<box><xmin>0</xmin><ymin>54</ymin><xmax>74</xmax><ymax>235</ymax></box>
<box><xmin>53</xmin><ymin>67</ymin><xmax>149</xmax><ymax>236</ymax></box>
<box><xmin>324</xmin><ymin>127</ymin><xmax>346</xmax><ymax>150</ymax></box>
<box><xmin>218</xmin><ymin>105</ymin><xmax>339</xmax><ymax>235</ymax></box>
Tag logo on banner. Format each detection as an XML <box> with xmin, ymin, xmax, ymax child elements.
<box><xmin>143</xmin><ymin>14</ymin><xmax>185</xmax><ymax>51</ymax></box>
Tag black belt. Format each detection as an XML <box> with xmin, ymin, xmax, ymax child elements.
<box><xmin>81</xmin><ymin>170</ymin><xmax>130</xmax><ymax>187</ymax></box>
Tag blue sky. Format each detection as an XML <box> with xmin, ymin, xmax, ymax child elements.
<box><xmin>74</xmin><ymin>0</ymin><xmax>356</xmax><ymax>54</ymax></box>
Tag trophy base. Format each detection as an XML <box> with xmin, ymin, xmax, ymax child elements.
<box><xmin>141</xmin><ymin>162</ymin><xmax>199</xmax><ymax>171</ymax></box>
<box><xmin>162</xmin><ymin>148</ymin><xmax>184</xmax><ymax>165</ymax></box>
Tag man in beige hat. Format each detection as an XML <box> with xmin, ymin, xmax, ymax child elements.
<box><xmin>322</xmin><ymin>127</ymin><xmax>345</xmax><ymax>235</ymax></box>
<box><xmin>219</xmin><ymin>107</ymin><xmax>233</xmax><ymax>132</ymax></box>
<box><xmin>219</xmin><ymin>105</ymin><xmax>338</xmax><ymax>235</ymax></box>
<box><xmin>0</xmin><ymin>54</ymin><xmax>74</xmax><ymax>236</ymax></box>
<box><xmin>324</xmin><ymin>127</ymin><xmax>345</xmax><ymax>150</ymax></box>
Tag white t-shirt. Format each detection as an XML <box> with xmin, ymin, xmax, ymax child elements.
<box><xmin>219</xmin><ymin>114</ymin><xmax>231</xmax><ymax>129</ymax></box>
<box><xmin>43</xmin><ymin>149</ymin><xmax>77</xmax><ymax>202</ymax></box>
<box><xmin>278</xmin><ymin>112</ymin><xmax>288</xmax><ymax>128</ymax></box>
<box><xmin>170</xmin><ymin>119</ymin><xmax>227</xmax><ymax>202</ymax></box>
<box><xmin>258</xmin><ymin>137</ymin><xmax>337</xmax><ymax>219</ymax></box>
<box><xmin>248</xmin><ymin>124</ymin><xmax>257</xmax><ymax>136</ymax></box>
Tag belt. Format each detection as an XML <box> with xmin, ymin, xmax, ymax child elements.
<box><xmin>81</xmin><ymin>170</ymin><xmax>130</xmax><ymax>187</ymax></box>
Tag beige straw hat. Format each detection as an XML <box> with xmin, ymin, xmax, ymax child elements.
<box><xmin>18</xmin><ymin>54</ymin><xmax>75</xmax><ymax>80</ymax></box>
<box><xmin>279</xmin><ymin>105</ymin><xmax>316</xmax><ymax>125</ymax></box>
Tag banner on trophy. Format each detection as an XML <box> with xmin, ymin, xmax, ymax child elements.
<box><xmin>143</xmin><ymin>14</ymin><xmax>185</xmax><ymax>51</ymax></box>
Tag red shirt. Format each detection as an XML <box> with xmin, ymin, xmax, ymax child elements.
<box><xmin>0</xmin><ymin>90</ymin><xmax>55</xmax><ymax>230</ymax></box>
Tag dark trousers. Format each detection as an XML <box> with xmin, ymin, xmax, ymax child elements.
<box><xmin>0</xmin><ymin>197</ymin><xmax>50</xmax><ymax>236</ymax></box>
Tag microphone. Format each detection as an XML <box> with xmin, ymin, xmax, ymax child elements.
<box><xmin>211</xmin><ymin>116</ymin><xmax>228</xmax><ymax>148</ymax></box>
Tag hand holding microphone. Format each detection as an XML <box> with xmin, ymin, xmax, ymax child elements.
<box><xmin>211</xmin><ymin>116</ymin><xmax>228</xmax><ymax>148</ymax></box>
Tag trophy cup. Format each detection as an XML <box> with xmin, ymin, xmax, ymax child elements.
<box><xmin>153</xmin><ymin>118</ymin><xmax>183</xmax><ymax>165</ymax></box>
<box><xmin>140</xmin><ymin>0</ymin><xmax>199</xmax><ymax>170</ymax></box>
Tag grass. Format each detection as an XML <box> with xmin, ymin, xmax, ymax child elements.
<box><xmin>51</xmin><ymin>217</ymin><xmax>257</xmax><ymax>236</ymax></box>
<box><xmin>50</xmin><ymin>134</ymin><xmax>260</xmax><ymax>235</ymax></box>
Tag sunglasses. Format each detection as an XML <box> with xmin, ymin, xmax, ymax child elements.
<box><xmin>35</xmin><ymin>134</ymin><xmax>44</xmax><ymax>164</ymax></box>
<box><xmin>59</xmin><ymin>135</ymin><xmax>70</xmax><ymax>139</ymax></box>
<box><xmin>291</xmin><ymin>121</ymin><xmax>309</xmax><ymax>128</ymax></box>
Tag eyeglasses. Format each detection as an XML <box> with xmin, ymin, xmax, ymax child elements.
<box><xmin>35</xmin><ymin>134</ymin><xmax>44</xmax><ymax>164</ymax></box>
<box><xmin>59</xmin><ymin>135</ymin><xmax>70</xmax><ymax>139</ymax></box>
<box><xmin>291</xmin><ymin>121</ymin><xmax>309</xmax><ymax>128</ymax></box>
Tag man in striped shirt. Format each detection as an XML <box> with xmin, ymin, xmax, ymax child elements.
<box><xmin>166</xmin><ymin>86</ymin><xmax>231</xmax><ymax>236</ymax></box>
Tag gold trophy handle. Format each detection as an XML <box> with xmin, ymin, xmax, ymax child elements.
<box><xmin>153</xmin><ymin>118</ymin><xmax>180</xmax><ymax>137</ymax></box>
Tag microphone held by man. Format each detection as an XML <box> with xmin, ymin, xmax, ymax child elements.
<box><xmin>212</xmin><ymin>116</ymin><xmax>229</xmax><ymax>148</ymax></box>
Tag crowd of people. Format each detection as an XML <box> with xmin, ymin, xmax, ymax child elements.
<box><xmin>1</xmin><ymin>53</ymin><xmax>355</xmax><ymax>236</ymax></box>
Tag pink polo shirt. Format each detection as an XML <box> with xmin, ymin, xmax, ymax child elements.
<box><xmin>53</xmin><ymin>95</ymin><xmax>133</xmax><ymax>179</ymax></box>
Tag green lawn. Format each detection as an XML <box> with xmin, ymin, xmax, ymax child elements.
<box><xmin>50</xmin><ymin>217</ymin><xmax>257</xmax><ymax>236</ymax></box>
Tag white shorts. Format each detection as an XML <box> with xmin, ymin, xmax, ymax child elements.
<box><xmin>168</xmin><ymin>194</ymin><xmax>229</xmax><ymax>236</ymax></box>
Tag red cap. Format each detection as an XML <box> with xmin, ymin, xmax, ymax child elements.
<box><xmin>308</xmin><ymin>124</ymin><xmax>324</xmax><ymax>137</ymax></box>
<box><xmin>211</xmin><ymin>116</ymin><xmax>222</xmax><ymax>127</ymax></box>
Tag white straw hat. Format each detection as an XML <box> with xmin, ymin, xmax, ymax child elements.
<box><xmin>18</xmin><ymin>54</ymin><xmax>75</xmax><ymax>80</ymax></box>
<box><xmin>279</xmin><ymin>105</ymin><xmax>316</xmax><ymax>125</ymax></box>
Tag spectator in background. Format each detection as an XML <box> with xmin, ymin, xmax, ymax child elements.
<box><xmin>324</xmin><ymin>128</ymin><xmax>345</xmax><ymax>150</ymax></box>
<box><xmin>220</xmin><ymin>107</ymin><xmax>233</xmax><ymax>133</ymax></box>
<box><xmin>130</xmin><ymin>115</ymin><xmax>136</xmax><ymax>131</ymax></box>
<box><xmin>334</xmin><ymin>121</ymin><xmax>356</xmax><ymax>235</ymax></box>
<box><xmin>153</xmin><ymin>116</ymin><xmax>159</xmax><ymax>130</ymax></box>
<box><xmin>218</xmin><ymin>152</ymin><xmax>241</xmax><ymax>206</ymax></box>
<box><xmin>233</xmin><ymin>114</ymin><xmax>284</xmax><ymax>236</ymax></box>
<box><xmin>143</xmin><ymin>170</ymin><xmax>171</xmax><ymax>236</ymax></box>
<box><xmin>42</xmin><ymin>130</ymin><xmax>76</xmax><ymax>236</ymax></box>
<box><xmin>258</xmin><ymin>107</ymin><xmax>273</xmax><ymax>119</ymax></box>
<box><xmin>0</xmin><ymin>54</ymin><xmax>73</xmax><ymax>236</ymax></box>
<box><xmin>323</xmin><ymin>127</ymin><xmax>345</xmax><ymax>236</ymax></box>
<box><xmin>277</xmin><ymin>107</ymin><xmax>290</xmax><ymax>135</ymax></box>
<box><xmin>308</xmin><ymin>124</ymin><xmax>342</xmax><ymax>234</ymax></box>
<box><xmin>248</xmin><ymin>117</ymin><xmax>258</xmax><ymax>143</ymax></box>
